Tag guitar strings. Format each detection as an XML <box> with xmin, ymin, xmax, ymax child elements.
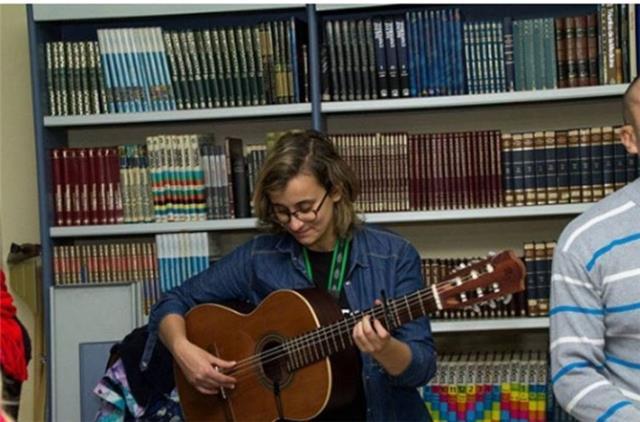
<box><xmin>221</xmin><ymin>269</ymin><xmax>492</xmax><ymax>383</ymax></box>
<box><xmin>218</xmin><ymin>268</ymin><xmax>497</xmax><ymax>384</ymax></box>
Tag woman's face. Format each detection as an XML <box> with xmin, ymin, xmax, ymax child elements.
<box><xmin>269</xmin><ymin>172</ymin><xmax>341</xmax><ymax>251</ymax></box>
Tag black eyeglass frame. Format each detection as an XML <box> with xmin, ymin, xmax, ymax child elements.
<box><xmin>270</xmin><ymin>190</ymin><xmax>330</xmax><ymax>225</ymax></box>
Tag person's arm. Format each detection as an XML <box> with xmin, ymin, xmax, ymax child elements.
<box><xmin>550</xmin><ymin>248</ymin><xmax>640</xmax><ymax>420</ymax></box>
<box><xmin>142</xmin><ymin>240</ymin><xmax>256</xmax><ymax>394</ymax></box>
<box><xmin>353</xmin><ymin>241</ymin><xmax>436</xmax><ymax>386</ymax></box>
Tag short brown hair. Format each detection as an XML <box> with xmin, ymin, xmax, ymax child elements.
<box><xmin>253</xmin><ymin>130</ymin><xmax>361</xmax><ymax>238</ymax></box>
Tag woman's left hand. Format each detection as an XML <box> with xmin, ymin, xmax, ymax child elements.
<box><xmin>352</xmin><ymin>299</ymin><xmax>391</xmax><ymax>356</ymax></box>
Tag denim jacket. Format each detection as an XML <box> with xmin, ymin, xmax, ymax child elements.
<box><xmin>143</xmin><ymin>224</ymin><xmax>436</xmax><ymax>421</ymax></box>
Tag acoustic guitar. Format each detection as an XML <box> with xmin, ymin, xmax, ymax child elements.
<box><xmin>175</xmin><ymin>250</ymin><xmax>526</xmax><ymax>421</ymax></box>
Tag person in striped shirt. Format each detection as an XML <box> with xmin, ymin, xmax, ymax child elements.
<box><xmin>550</xmin><ymin>78</ymin><xmax>640</xmax><ymax>421</ymax></box>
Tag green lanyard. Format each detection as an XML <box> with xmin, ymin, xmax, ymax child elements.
<box><xmin>302</xmin><ymin>238</ymin><xmax>350</xmax><ymax>296</ymax></box>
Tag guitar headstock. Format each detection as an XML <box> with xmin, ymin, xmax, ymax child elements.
<box><xmin>434</xmin><ymin>250</ymin><xmax>526</xmax><ymax>311</ymax></box>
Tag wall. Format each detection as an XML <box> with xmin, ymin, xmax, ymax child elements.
<box><xmin>0</xmin><ymin>4</ymin><xmax>41</xmax><ymax>422</ymax></box>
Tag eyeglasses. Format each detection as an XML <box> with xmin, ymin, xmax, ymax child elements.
<box><xmin>271</xmin><ymin>190</ymin><xmax>329</xmax><ymax>225</ymax></box>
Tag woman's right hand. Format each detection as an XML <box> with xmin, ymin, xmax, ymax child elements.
<box><xmin>173</xmin><ymin>338</ymin><xmax>237</xmax><ymax>395</ymax></box>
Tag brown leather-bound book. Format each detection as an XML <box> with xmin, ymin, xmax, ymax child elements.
<box><xmin>501</xmin><ymin>133</ymin><xmax>515</xmax><ymax>207</ymax></box>
<box><xmin>512</xmin><ymin>133</ymin><xmax>525</xmax><ymax>207</ymax></box>
<box><xmin>457</xmin><ymin>133</ymin><xmax>470</xmax><ymax>209</ymax></box>
<box><xmin>586</xmin><ymin>14</ymin><xmax>599</xmax><ymax>85</ymax></box>
<box><xmin>565</xmin><ymin>16</ymin><xmax>578</xmax><ymax>87</ymax></box>
<box><xmin>475</xmin><ymin>131</ymin><xmax>488</xmax><ymax>208</ymax></box>
<box><xmin>465</xmin><ymin>132</ymin><xmax>477</xmax><ymax>208</ymax></box>
<box><xmin>421</xmin><ymin>134</ymin><xmax>430</xmax><ymax>210</ymax></box>
<box><xmin>574</xmin><ymin>16</ymin><xmax>589</xmax><ymax>86</ymax></box>
<box><xmin>51</xmin><ymin>149</ymin><xmax>65</xmax><ymax>226</ymax></box>
<box><xmin>408</xmin><ymin>135</ymin><xmax>418</xmax><ymax>210</ymax></box>
<box><xmin>555</xmin><ymin>17</ymin><xmax>568</xmax><ymax>88</ymax></box>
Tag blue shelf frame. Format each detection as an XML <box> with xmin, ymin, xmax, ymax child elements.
<box><xmin>26</xmin><ymin>4</ymin><xmax>633</xmax><ymax>420</ymax></box>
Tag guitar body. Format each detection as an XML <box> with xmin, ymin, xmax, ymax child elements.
<box><xmin>175</xmin><ymin>288</ymin><xmax>360</xmax><ymax>421</ymax></box>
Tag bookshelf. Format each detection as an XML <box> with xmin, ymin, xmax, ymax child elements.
<box><xmin>27</xmin><ymin>3</ymin><xmax>634</xmax><ymax>421</ymax></box>
<box><xmin>49</xmin><ymin>203</ymin><xmax>592</xmax><ymax>238</ymax></box>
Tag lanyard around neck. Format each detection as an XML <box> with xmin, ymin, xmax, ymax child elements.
<box><xmin>302</xmin><ymin>238</ymin><xmax>350</xmax><ymax>295</ymax></box>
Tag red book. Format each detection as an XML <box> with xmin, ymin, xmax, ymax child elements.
<box><xmin>96</xmin><ymin>148</ymin><xmax>108</xmax><ymax>225</ymax></box>
<box><xmin>109</xmin><ymin>147</ymin><xmax>124</xmax><ymax>223</ymax></box>
<box><xmin>87</xmin><ymin>148</ymin><xmax>99</xmax><ymax>225</ymax></box>
<box><xmin>77</xmin><ymin>148</ymin><xmax>89</xmax><ymax>225</ymax></box>
<box><xmin>60</xmin><ymin>149</ymin><xmax>72</xmax><ymax>226</ymax></box>
<box><xmin>51</xmin><ymin>149</ymin><xmax>65</xmax><ymax>226</ymax></box>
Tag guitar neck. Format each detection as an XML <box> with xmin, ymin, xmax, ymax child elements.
<box><xmin>284</xmin><ymin>288</ymin><xmax>436</xmax><ymax>371</ymax></box>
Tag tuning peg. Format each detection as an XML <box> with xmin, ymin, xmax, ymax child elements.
<box><xmin>487</xmin><ymin>299</ymin><xmax>497</xmax><ymax>309</ymax></box>
<box><xmin>457</xmin><ymin>263</ymin><xmax>467</xmax><ymax>270</ymax></box>
<box><xmin>487</xmin><ymin>251</ymin><xmax>496</xmax><ymax>257</ymax></box>
<box><xmin>502</xmin><ymin>294</ymin><xmax>513</xmax><ymax>305</ymax></box>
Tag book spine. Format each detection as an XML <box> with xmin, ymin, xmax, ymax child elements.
<box><xmin>395</xmin><ymin>18</ymin><xmax>410</xmax><ymax>97</ymax></box>
<box><xmin>533</xmin><ymin>131</ymin><xmax>547</xmax><ymax>205</ymax></box>
<box><xmin>373</xmin><ymin>19</ymin><xmax>389</xmax><ymax>98</ymax></box>
<box><xmin>586</xmin><ymin>13</ymin><xmax>599</xmax><ymax>85</ymax></box>
<box><xmin>555</xmin><ymin>130</ymin><xmax>570</xmax><ymax>204</ymax></box>
<box><xmin>544</xmin><ymin>131</ymin><xmax>558</xmax><ymax>205</ymax></box>
<box><xmin>590</xmin><ymin>127</ymin><xmax>604</xmax><ymax>201</ymax></box>
<box><xmin>554</xmin><ymin>18</ymin><xmax>567</xmax><ymax>88</ymax></box>
<box><xmin>578</xmin><ymin>128</ymin><xmax>593</xmax><ymax>203</ymax></box>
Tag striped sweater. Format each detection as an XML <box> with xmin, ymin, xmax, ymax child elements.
<box><xmin>551</xmin><ymin>178</ymin><xmax>640</xmax><ymax>421</ymax></box>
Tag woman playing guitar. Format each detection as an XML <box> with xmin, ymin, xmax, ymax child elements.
<box><xmin>142</xmin><ymin>130</ymin><xmax>437</xmax><ymax>421</ymax></box>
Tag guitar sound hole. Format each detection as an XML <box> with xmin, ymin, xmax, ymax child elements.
<box><xmin>257</xmin><ymin>335</ymin><xmax>292</xmax><ymax>389</ymax></box>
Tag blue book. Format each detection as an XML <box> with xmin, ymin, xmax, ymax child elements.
<box><xmin>578</xmin><ymin>128</ymin><xmax>592</xmax><ymax>203</ymax></box>
<box><xmin>453</xmin><ymin>9</ymin><xmax>464</xmax><ymax>95</ymax></box>
<box><xmin>372</xmin><ymin>19</ymin><xmax>388</xmax><ymax>98</ymax></box>
<box><xmin>428</xmin><ymin>10</ymin><xmax>439</xmax><ymax>95</ymax></box>
<box><xmin>288</xmin><ymin>17</ymin><xmax>300</xmax><ymax>103</ymax></box>
<box><xmin>406</xmin><ymin>12</ymin><xmax>418</xmax><ymax>97</ymax></box>
<box><xmin>463</xmin><ymin>23</ymin><xmax>475</xmax><ymax>94</ymax></box>
<box><xmin>394</xmin><ymin>18</ymin><xmax>410</xmax><ymax>97</ymax></box>
<box><xmin>544</xmin><ymin>131</ymin><xmax>558</xmax><ymax>204</ymax></box>
<box><xmin>417</xmin><ymin>11</ymin><xmax>428</xmax><ymax>96</ymax></box>
<box><xmin>567</xmin><ymin>130</ymin><xmax>582</xmax><ymax>203</ymax></box>
<box><xmin>555</xmin><ymin>130</ymin><xmax>570</xmax><ymax>204</ymax></box>
<box><xmin>590</xmin><ymin>127</ymin><xmax>604</xmax><ymax>201</ymax></box>
<box><xmin>534</xmin><ymin>132</ymin><xmax>548</xmax><ymax>205</ymax></box>
<box><xmin>503</xmin><ymin>17</ymin><xmax>515</xmax><ymax>92</ymax></box>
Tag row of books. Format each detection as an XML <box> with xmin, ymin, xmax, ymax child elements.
<box><xmin>52</xmin><ymin>241</ymin><xmax>159</xmax><ymax>314</ymax></box>
<box><xmin>52</xmin><ymin>233</ymin><xmax>218</xmax><ymax>314</ymax></box>
<box><xmin>556</xmin><ymin>6</ymin><xmax>635</xmax><ymax>88</ymax></box>
<box><xmin>45</xmin><ymin>19</ymin><xmax>308</xmax><ymax>116</ymax></box>
<box><xmin>156</xmin><ymin>232</ymin><xmax>210</xmax><ymax>294</ymax></box>
<box><xmin>421</xmin><ymin>351</ymin><xmax>576</xmax><ymax>422</ymax></box>
<box><xmin>502</xmin><ymin>126</ymin><xmax>640</xmax><ymax>208</ymax></box>
<box><xmin>51</xmin><ymin>124</ymin><xmax>639</xmax><ymax>226</ymax></box>
<box><xmin>421</xmin><ymin>240</ymin><xmax>554</xmax><ymax>320</ymax></box>
<box><xmin>320</xmin><ymin>5</ymin><xmax>634</xmax><ymax>101</ymax></box>
<box><xmin>51</xmin><ymin>135</ymin><xmax>254</xmax><ymax>226</ymax></box>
